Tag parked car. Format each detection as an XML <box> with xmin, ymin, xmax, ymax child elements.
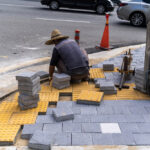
<box><xmin>41</xmin><ymin>0</ymin><xmax>115</xmax><ymax>14</ymax></box>
<box><xmin>111</xmin><ymin>0</ymin><xmax>121</xmax><ymax>5</ymax></box>
<box><xmin>117</xmin><ymin>0</ymin><xmax>150</xmax><ymax>26</ymax></box>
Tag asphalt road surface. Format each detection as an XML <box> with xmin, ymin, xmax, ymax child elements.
<box><xmin>0</xmin><ymin>0</ymin><xmax>147</xmax><ymax>67</ymax></box>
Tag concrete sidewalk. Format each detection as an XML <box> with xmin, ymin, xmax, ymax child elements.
<box><xmin>0</xmin><ymin>44</ymin><xmax>145</xmax><ymax>100</ymax></box>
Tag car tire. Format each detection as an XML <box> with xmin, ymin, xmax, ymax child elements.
<box><xmin>130</xmin><ymin>12</ymin><xmax>145</xmax><ymax>27</ymax></box>
<box><xmin>96</xmin><ymin>5</ymin><xmax>105</xmax><ymax>14</ymax></box>
<box><xmin>49</xmin><ymin>1</ymin><xmax>59</xmax><ymax>10</ymax></box>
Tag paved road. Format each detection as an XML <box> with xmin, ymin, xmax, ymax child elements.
<box><xmin>0</xmin><ymin>0</ymin><xmax>146</xmax><ymax>67</ymax></box>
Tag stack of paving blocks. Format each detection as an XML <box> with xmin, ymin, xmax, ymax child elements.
<box><xmin>100</xmin><ymin>81</ymin><xmax>117</xmax><ymax>95</ymax></box>
<box><xmin>135</xmin><ymin>67</ymin><xmax>146</xmax><ymax>93</ymax></box>
<box><xmin>36</xmin><ymin>71</ymin><xmax>49</xmax><ymax>80</ymax></box>
<box><xmin>103</xmin><ymin>64</ymin><xmax>114</xmax><ymax>71</ymax></box>
<box><xmin>52</xmin><ymin>73</ymin><xmax>71</xmax><ymax>90</ymax></box>
<box><xmin>52</xmin><ymin>102</ymin><xmax>74</xmax><ymax>122</ymax></box>
<box><xmin>16</xmin><ymin>72</ymin><xmax>41</xmax><ymax>110</ymax></box>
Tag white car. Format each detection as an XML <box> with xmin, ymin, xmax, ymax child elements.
<box><xmin>117</xmin><ymin>0</ymin><xmax>150</xmax><ymax>26</ymax></box>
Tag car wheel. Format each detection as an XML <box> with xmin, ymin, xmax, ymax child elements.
<box><xmin>96</xmin><ymin>5</ymin><xmax>105</xmax><ymax>14</ymax></box>
<box><xmin>49</xmin><ymin>1</ymin><xmax>59</xmax><ymax>10</ymax></box>
<box><xmin>130</xmin><ymin>12</ymin><xmax>145</xmax><ymax>27</ymax></box>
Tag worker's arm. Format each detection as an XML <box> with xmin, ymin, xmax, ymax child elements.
<box><xmin>49</xmin><ymin>65</ymin><xmax>55</xmax><ymax>81</ymax></box>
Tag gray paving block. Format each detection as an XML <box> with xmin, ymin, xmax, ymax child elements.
<box><xmin>19</xmin><ymin>94</ymin><xmax>39</xmax><ymax>101</ymax></box>
<box><xmin>73</xmin><ymin>115</ymin><xmax>91</xmax><ymax>123</ymax></box>
<box><xmin>92</xmin><ymin>134</ymin><xmax>113</xmax><ymax>145</ymax></box>
<box><xmin>128</xmin><ymin>106</ymin><xmax>148</xmax><ymax>114</ymax></box>
<box><xmin>125</xmin><ymin>115</ymin><xmax>145</xmax><ymax>123</ymax></box>
<box><xmin>103</xmin><ymin>64</ymin><xmax>114</xmax><ymax>71</ymax></box>
<box><xmin>18</xmin><ymin>76</ymin><xmax>40</xmax><ymax>86</ymax></box>
<box><xmin>94</xmin><ymin>78</ymin><xmax>106</xmax><ymax>88</ymax></box>
<box><xmin>72</xmin><ymin>107</ymin><xmax>81</xmax><ymax>115</ymax></box>
<box><xmin>80</xmin><ymin>107</ymin><xmax>97</xmax><ymax>115</ymax></box>
<box><xmin>52</xmin><ymin>81</ymin><xmax>70</xmax><ymax>90</ymax></box>
<box><xmin>113</xmin><ymin>105</ymin><xmax>131</xmax><ymax>114</ymax></box>
<box><xmin>82</xmin><ymin>123</ymin><xmax>101</xmax><ymax>133</ymax></box>
<box><xmin>18</xmin><ymin>83</ymin><xmax>41</xmax><ymax>92</ymax></box>
<box><xmin>97</xmin><ymin>106</ymin><xmax>114</xmax><ymax>115</ymax></box>
<box><xmin>28</xmin><ymin>130</ymin><xmax>52</xmax><ymax>150</ymax></box>
<box><xmin>19</xmin><ymin>101</ymin><xmax>37</xmax><ymax>110</ymax></box>
<box><xmin>101</xmin><ymin>88</ymin><xmax>117</xmax><ymax>95</ymax></box>
<box><xmin>72</xmin><ymin>102</ymin><xmax>90</xmax><ymax>108</ymax></box>
<box><xmin>46</xmin><ymin>108</ymin><xmax>56</xmax><ymax>115</ymax></box>
<box><xmin>36</xmin><ymin>71</ymin><xmax>49</xmax><ymax>79</ymax></box>
<box><xmin>77</xmin><ymin>100</ymin><xmax>101</xmax><ymax>106</ymax></box>
<box><xmin>104</xmin><ymin>72</ymin><xmax>114</xmax><ymax>81</ymax></box>
<box><xmin>21</xmin><ymin>124</ymin><xmax>43</xmax><ymax>140</ymax></box>
<box><xmin>53</xmin><ymin>107</ymin><xmax>74</xmax><ymax>122</ymax></box>
<box><xmin>36</xmin><ymin>115</ymin><xmax>55</xmax><ymax>124</ymax></box>
<box><xmin>16</xmin><ymin>72</ymin><xmax>37</xmax><ymax>82</ymax></box>
<box><xmin>133</xmin><ymin>134</ymin><xmax>150</xmax><ymax>145</ymax></box>
<box><xmin>19</xmin><ymin>86</ymin><xmax>41</xmax><ymax>96</ymax></box>
<box><xmin>119</xmin><ymin>123</ymin><xmax>139</xmax><ymax>133</ymax></box>
<box><xmin>72</xmin><ymin>133</ymin><xmax>93</xmax><ymax>145</ymax></box>
<box><xmin>43</xmin><ymin>123</ymin><xmax>62</xmax><ymax>133</ymax></box>
<box><xmin>135</xmin><ymin>67</ymin><xmax>144</xmax><ymax>75</ymax></box>
<box><xmin>63</xmin><ymin>122</ymin><xmax>81</xmax><ymax>133</ymax></box>
<box><xmin>137</xmin><ymin>123</ymin><xmax>150</xmax><ymax>133</ymax></box>
<box><xmin>112</xmin><ymin>133</ymin><xmax>135</xmax><ymax>145</ymax></box>
<box><xmin>18</xmin><ymin>98</ymin><xmax>38</xmax><ymax>107</ymax></box>
<box><xmin>100</xmin><ymin>82</ymin><xmax>115</xmax><ymax>91</ymax></box>
<box><xmin>56</xmin><ymin>101</ymin><xmax>73</xmax><ymax>108</ymax></box>
<box><xmin>53</xmin><ymin>73</ymin><xmax>71</xmax><ymax>82</ymax></box>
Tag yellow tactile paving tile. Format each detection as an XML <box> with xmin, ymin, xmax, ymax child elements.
<box><xmin>136</xmin><ymin>91</ymin><xmax>150</xmax><ymax>100</ymax></box>
<box><xmin>72</xmin><ymin>81</ymin><xmax>89</xmax><ymax>91</ymax></box>
<box><xmin>0</xmin><ymin>102</ymin><xmax>20</xmax><ymax>112</ymax></box>
<box><xmin>77</xmin><ymin>90</ymin><xmax>104</xmax><ymax>102</ymax></box>
<box><xmin>103</xmin><ymin>95</ymin><xmax>117</xmax><ymax>100</ymax></box>
<box><xmin>0</xmin><ymin>124</ymin><xmax>20</xmax><ymax>145</ymax></box>
<box><xmin>0</xmin><ymin>113</ymin><xmax>12</xmax><ymax>124</ymax></box>
<box><xmin>89</xmin><ymin>68</ymin><xmax>105</xmax><ymax>79</ymax></box>
<box><xmin>13</xmin><ymin>92</ymin><xmax>19</xmax><ymax>101</ymax></box>
<box><xmin>39</xmin><ymin>92</ymin><xmax>59</xmax><ymax>102</ymax></box>
<box><xmin>9</xmin><ymin>112</ymin><xmax>38</xmax><ymax>125</ymax></box>
<box><xmin>72</xmin><ymin>91</ymin><xmax>81</xmax><ymax>101</ymax></box>
<box><xmin>40</xmin><ymin>85</ymin><xmax>52</xmax><ymax>93</ymax></box>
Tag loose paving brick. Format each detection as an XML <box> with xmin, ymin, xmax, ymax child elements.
<box><xmin>100</xmin><ymin>82</ymin><xmax>115</xmax><ymax>91</ymax></box>
<box><xmin>119</xmin><ymin>123</ymin><xmax>139</xmax><ymax>133</ymax></box>
<box><xmin>82</xmin><ymin>123</ymin><xmax>101</xmax><ymax>133</ymax></box>
<box><xmin>92</xmin><ymin>134</ymin><xmax>113</xmax><ymax>145</ymax></box>
<box><xmin>43</xmin><ymin>123</ymin><xmax>62</xmax><ymax>133</ymax></box>
<box><xmin>112</xmin><ymin>133</ymin><xmax>135</xmax><ymax>145</ymax></box>
<box><xmin>133</xmin><ymin>134</ymin><xmax>150</xmax><ymax>145</ymax></box>
<box><xmin>103</xmin><ymin>64</ymin><xmax>114</xmax><ymax>71</ymax></box>
<box><xmin>52</xmin><ymin>107</ymin><xmax>74</xmax><ymax>122</ymax></box>
<box><xmin>28</xmin><ymin>130</ymin><xmax>52</xmax><ymax>150</ymax></box>
<box><xmin>36</xmin><ymin>115</ymin><xmax>55</xmax><ymax>124</ymax></box>
<box><xmin>36</xmin><ymin>71</ymin><xmax>49</xmax><ymax>79</ymax></box>
<box><xmin>63</xmin><ymin>122</ymin><xmax>81</xmax><ymax>133</ymax></box>
<box><xmin>53</xmin><ymin>73</ymin><xmax>71</xmax><ymax>82</ymax></box>
<box><xmin>21</xmin><ymin>124</ymin><xmax>43</xmax><ymax>140</ymax></box>
<box><xmin>72</xmin><ymin>133</ymin><xmax>93</xmax><ymax>146</ymax></box>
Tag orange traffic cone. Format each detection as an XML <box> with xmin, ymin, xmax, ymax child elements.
<box><xmin>100</xmin><ymin>13</ymin><xmax>110</xmax><ymax>50</ymax></box>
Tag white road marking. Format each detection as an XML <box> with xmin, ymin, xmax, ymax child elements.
<box><xmin>0</xmin><ymin>3</ymin><xmax>37</xmax><ymax>8</ymax></box>
<box><xmin>35</xmin><ymin>17</ymin><xmax>91</xmax><ymax>24</ymax></box>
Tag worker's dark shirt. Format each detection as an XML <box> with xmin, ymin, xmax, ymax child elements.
<box><xmin>50</xmin><ymin>39</ymin><xmax>89</xmax><ymax>75</ymax></box>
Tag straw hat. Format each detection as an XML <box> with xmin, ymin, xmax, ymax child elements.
<box><xmin>45</xmin><ymin>29</ymin><xmax>69</xmax><ymax>45</ymax></box>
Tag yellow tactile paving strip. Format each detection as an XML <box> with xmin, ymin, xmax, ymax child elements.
<box><xmin>89</xmin><ymin>68</ymin><xmax>105</xmax><ymax>79</ymax></box>
<box><xmin>9</xmin><ymin>112</ymin><xmax>38</xmax><ymax>125</ymax></box>
<box><xmin>0</xmin><ymin>113</ymin><xmax>12</xmax><ymax>124</ymax></box>
<box><xmin>77</xmin><ymin>90</ymin><xmax>104</xmax><ymax>102</ymax></box>
<box><xmin>0</xmin><ymin>124</ymin><xmax>20</xmax><ymax>144</ymax></box>
<box><xmin>40</xmin><ymin>85</ymin><xmax>52</xmax><ymax>93</ymax></box>
<box><xmin>39</xmin><ymin>92</ymin><xmax>59</xmax><ymax>103</ymax></box>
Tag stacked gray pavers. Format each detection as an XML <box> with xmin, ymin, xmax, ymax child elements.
<box><xmin>36</xmin><ymin>71</ymin><xmax>49</xmax><ymax>80</ymax></box>
<box><xmin>52</xmin><ymin>73</ymin><xmax>71</xmax><ymax>90</ymax></box>
<box><xmin>103</xmin><ymin>64</ymin><xmax>114</xmax><ymax>71</ymax></box>
<box><xmin>52</xmin><ymin>102</ymin><xmax>74</xmax><ymax>122</ymax></box>
<box><xmin>100</xmin><ymin>80</ymin><xmax>117</xmax><ymax>95</ymax></box>
<box><xmin>16</xmin><ymin>72</ymin><xmax>41</xmax><ymax>110</ymax></box>
<box><xmin>135</xmin><ymin>67</ymin><xmax>146</xmax><ymax>93</ymax></box>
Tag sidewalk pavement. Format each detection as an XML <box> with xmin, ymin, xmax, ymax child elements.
<box><xmin>0</xmin><ymin>44</ymin><xmax>145</xmax><ymax>100</ymax></box>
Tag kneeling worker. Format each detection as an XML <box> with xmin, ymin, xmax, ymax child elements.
<box><xmin>45</xmin><ymin>29</ymin><xmax>89</xmax><ymax>82</ymax></box>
